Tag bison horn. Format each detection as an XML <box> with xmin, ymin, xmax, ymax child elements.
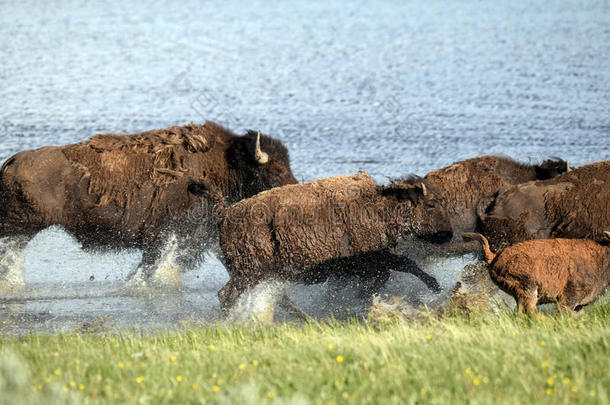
<box><xmin>604</xmin><ymin>231</ymin><xmax>610</xmax><ymax>239</ymax></box>
<box><xmin>566</xmin><ymin>161</ymin><xmax>571</xmax><ymax>172</ymax></box>
<box><xmin>255</xmin><ymin>130</ymin><xmax>269</xmax><ymax>165</ymax></box>
<box><xmin>421</xmin><ymin>183</ymin><xmax>428</xmax><ymax>196</ymax></box>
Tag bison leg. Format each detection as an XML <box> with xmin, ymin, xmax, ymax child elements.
<box><xmin>218</xmin><ymin>277</ymin><xmax>251</xmax><ymax>317</ymax></box>
<box><xmin>125</xmin><ymin>234</ymin><xmax>182</xmax><ymax>289</ymax></box>
<box><xmin>375</xmin><ymin>252</ymin><xmax>441</xmax><ymax>293</ymax></box>
<box><xmin>278</xmin><ymin>290</ymin><xmax>310</xmax><ymax>321</ymax></box>
<box><xmin>0</xmin><ymin>235</ymin><xmax>30</xmax><ymax>292</ymax></box>
<box><xmin>515</xmin><ymin>289</ymin><xmax>539</xmax><ymax>317</ymax></box>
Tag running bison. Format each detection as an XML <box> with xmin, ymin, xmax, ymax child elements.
<box><xmin>463</xmin><ymin>232</ymin><xmax>610</xmax><ymax>315</ymax></box>
<box><xmin>326</xmin><ymin>156</ymin><xmax>570</xmax><ymax>295</ymax></box>
<box><xmin>0</xmin><ymin>122</ymin><xmax>297</xmax><ymax>289</ymax></box>
<box><xmin>422</xmin><ymin>155</ymin><xmax>569</xmax><ymax>238</ymax></box>
<box><xmin>477</xmin><ymin>160</ymin><xmax>610</xmax><ymax>251</ymax></box>
<box><xmin>189</xmin><ymin>171</ymin><xmax>453</xmax><ymax>320</ymax></box>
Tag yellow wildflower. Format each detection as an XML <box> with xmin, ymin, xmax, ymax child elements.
<box><xmin>170</xmin><ymin>355</ymin><xmax>177</xmax><ymax>362</ymax></box>
<box><xmin>334</xmin><ymin>380</ymin><xmax>340</xmax><ymax>387</ymax></box>
<box><xmin>78</xmin><ymin>384</ymin><xmax>85</xmax><ymax>390</ymax></box>
<box><xmin>118</xmin><ymin>362</ymin><xmax>124</xmax><ymax>369</ymax></box>
<box><xmin>267</xmin><ymin>391</ymin><xmax>275</xmax><ymax>399</ymax></box>
<box><xmin>541</xmin><ymin>361</ymin><xmax>549</xmax><ymax>369</ymax></box>
<box><xmin>547</xmin><ymin>377</ymin><xmax>554</xmax><ymax>386</ymax></box>
<box><xmin>426</xmin><ymin>334</ymin><xmax>432</xmax><ymax>340</ymax></box>
<box><xmin>212</xmin><ymin>385</ymin><xmax>220</xmax><ymax>393</ymax></box>
<box><xmin>208</xmin><ymin>344</ymin><xmax>215</xmax><ymax>350</ymax></box>
<box><xmin>252</xmin><ymin>360</ymin><xmax>259</xmax><ymax>366</ymax></box>
<box><xmin>465</xmin><ymin>368</ymin><xmax>472</xmax><ymax>375</ymax></box>
<box><xmin>136</xmin><ymin>376</ymin><xmax>144</xmax><ymax>384</ymax></box>
<box><xmin>571</xmin><ymin>386</ymin><xmax>577</xmax><ymax>393</ymax></box>
<box><xmin>192</xmin><ymin>383</ymin><xmax>198</xmax><ymax>390</ymax></box>
<box><xmin>104</xmin><ymin>385</ymin><xmax>110</xmax><ymax>391</ymax></box>
<box><xmin>562</xmin><ymin>377</ymin><xmax>570</xmax><ymax>385</ymax></box>
<box><xmin>540</xmin><ymin>341</ymin><xmax>546</xmax><ymax>347</ymax></box>
<box><xmin>546</xmin><ymin>388</ymin><xmax>553</xmax><ymax>395</ymax></box>
<box><xmin>589</xmin><ymin>391</ymin><xmax>595</xmax><ymax>397</ymax></box>
<box><xmin>473</xmin><ymin>378</ymin><xmax>481</xmax><ymax>386</ymax></box>
<box><xmin>217</xmin><ymin>379</ymin><xmax>223</xmax><ymax>385</ymax></box>
<box><xmin>421</xmin><ymin>387</ymin><xmax>427</xmax><ymax>394</ymax></box>
<box><xmin>176</xmin><ymin>375</ymin><xmax>183</xmax><ymax>382</ymax></box>
<box><xmin>62</xmin><ymin>385</ymin><xmax>68</xmax><ymax>392</ymax></box>
<box><xmin>327</xmin><ymin>343</ymin><xmax>334</xmax><ymax>350</ymax></box>
<box><xmin>54</xmin><ymin>369</ymin><xmax>61</xmax><ymax>376</ymax></box>
<box><xmin>44</xmin><ymin>376</ymin><xmax>51</xmax><ymax>383</ymax></box>
<box><xmin>336</xmin><ymin>355</ymin><xmax>344</xmax><ymax>363</ymax></box>
<box><xmin>239</xmin><ymin>363</ymin><xmax>246</xmax><ymax>370</ymax></box>
<box><xmin>70</xmin><ymin>381</ymin><xmax>76</xmax><ymax>387</ymax></box>
<box><xmin>482</xmin><ymin>377</ymin><xmax>489</xmax><ymax>384</ymax></box>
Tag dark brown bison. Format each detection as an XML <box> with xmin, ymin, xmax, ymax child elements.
<box><xmin>477</xmin><ymin>160</ymin><xmax>610</xmax><ymax>251</ymax></box>
<box><xmin>462</xmin><ymin>232</ymin><xmax>610</xmax><ymax>315</ymax></box>
<box><xmin>0</xmin><ymin>121</ymin><xmax>296</xmax><ymax>289</ymax></box>
<box><xmin>189</xmin><ymin>171</ymin><xmax>453</xmax><ymax>320</ymax></box>
<box><xmin>423</xmin><ymin>155</ymin><xmax>569</xmax><ymax>239</ymax></box>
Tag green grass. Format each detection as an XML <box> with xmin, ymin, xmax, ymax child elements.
<box><xmin>1</xmin><ymin>300</ymin><xmax>609</xmax><ymax>405</ymax></box>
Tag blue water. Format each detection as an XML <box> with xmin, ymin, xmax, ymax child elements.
<box><xmin>0</xmin><ymin>0</ymin><xmax>608</xmax><ymax>332</ymax></box>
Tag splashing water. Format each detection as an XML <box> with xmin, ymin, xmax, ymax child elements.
<box><xmin>227</xmin><ymin>279</ymin><xmax>287</xmax><ymax>323</ymax></box>
<box><xmin>0</xmin><ymin>239</ymin><xmax>26</xmax><ymax>292</ymax></box>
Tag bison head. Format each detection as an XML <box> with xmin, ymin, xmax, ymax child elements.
<box><xmin>226</xmin><ymin>129</ymin><xmax>297</xmax><ymax>203</ymax></box>
<box><xmin>378</xmin><ymin>179</ymin><xmax>453</xmax><ymax>244</ymax></box>
<box><xmin>535</xmin><ymin>158</ymin><xmax>570</xmax><ymax>180</ymax></box>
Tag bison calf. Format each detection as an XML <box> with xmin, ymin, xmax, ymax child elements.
<box><xmin>190</xmin><ymin>171</ymin><xmax>453</xmax><ymax>320</ymax></box>
<box><xmin>462</xmin><ymin>232</ymin><xmax>610</xmax><ymax>315</ymax></box>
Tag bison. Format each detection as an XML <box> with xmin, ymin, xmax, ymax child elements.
<box><xmin>189</xmin><ymin>171</ymin><xmax>453</xmax><ymax>320</ymax></box>
<box><xmin>476</xmin><ymin>160</ymin><xmax>610</xmax><ymax>251</ymax></box>
<box><xmin>422</xmin><ymin>155</ymin><xmax>569</xmax><ymax>238</ymax></box>
<box><xmin>462</xmin><ymin>232</ymin><xmax>610</xmax><ymax>315</ymax></box>
<box><xmin>0</xmin><ymin>121</ymin><xmax>297</xmax><ymax>289</ymax></box>
<box><xmin>325</xmin><ymin>156</ymin><xmax>570</xmax><ymax>297</ymax></box>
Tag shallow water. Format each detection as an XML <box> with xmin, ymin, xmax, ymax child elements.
<box><xmin>0</xmin><ymin>0</ymin><xmax>608</xmax><ymax>333</ymax></box>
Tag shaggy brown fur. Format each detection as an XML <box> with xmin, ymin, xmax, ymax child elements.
<box><xmin>422</xmin><ymin>155</ymin><xmax>569</xmax><ymax>236</ymax></box>
<box><xmin>189</xmin><ymin>171</ymin><xmax>452</xmax><ymax>315</ymax></box>
<box><xmin>0</xmin><ymin>121</ymin><xmax>296</xmax><ymax>284</ymax></box>
<box><xmin>462</xmin><ymin>232</ymin><xmax>610</xmax><ymax>315</ymax></box>
<box><xmin>477</xmin><ymin>160</ymin><xmax>610</xmax><ymax>251</ymax></box>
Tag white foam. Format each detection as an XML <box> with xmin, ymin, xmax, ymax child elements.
<box><xmin>227</xmin><ymin>279</ymin><xmax>286</xmax><ymax>323</ymax></box>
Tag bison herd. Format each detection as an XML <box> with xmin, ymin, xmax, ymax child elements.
<box><xmin>0</xmin><ymin>121</ymin><xmax>608</xmax><ymax>320</ymax></box>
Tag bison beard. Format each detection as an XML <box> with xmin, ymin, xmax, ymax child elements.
<box><xmin>190</xmin><ymin>172</ymin><xmax>453</xmax><ymax>321</ymax></box>
<box><xmin>0</xmin><ymin>122</ymin><xmax>296</xmax><ymax>290</ymax></box>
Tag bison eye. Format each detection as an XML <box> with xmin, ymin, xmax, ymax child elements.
<box><xmin>424</xmin><ymin>201</ymin><xmax>436</xmax><ymax>210</ymax></box>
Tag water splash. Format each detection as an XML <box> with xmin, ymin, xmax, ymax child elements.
<box><xmin>227</xmin><ymin>279</ymin><xmax>286</xmax><ymax>323</ymax></box>
<box><xmin>0</xmin><ymin>238</ymin><xmax>26</xmax><ymax>292</ymax></box>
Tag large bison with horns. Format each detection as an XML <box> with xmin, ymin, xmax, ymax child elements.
<box><xmin>477</xmin><ymin>160</ymin><xmax>610</xmax><ymax>251</ymax></box>
<box><xmin>189</xmin><ymin>171</ymin><xmax>453</xmax><ymax>320</ymax></box>
<box><xmin>0</xmin><ymin>122</ymin><xmax>297</xmax><ymax>289</ymax></box>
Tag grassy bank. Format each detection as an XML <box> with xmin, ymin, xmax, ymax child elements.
<box><xmin>1</xmin><ymin>300</ymin><xmax>609</xmax><ymax>405</ymax></box>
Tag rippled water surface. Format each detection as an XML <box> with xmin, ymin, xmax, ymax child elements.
<box><xmin>0</xmin><ymin>0</ymin><xmax>608</xmax><ymax>333</ymax></box>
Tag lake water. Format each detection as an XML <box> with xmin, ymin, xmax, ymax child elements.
<box><xmin>0</xmin><ymin>0</ymin><xmax>608</xmax><ymax>333</ymax></box>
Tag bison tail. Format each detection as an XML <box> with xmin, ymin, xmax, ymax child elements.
<box><xmin>461</xmin><ymin>232</ymin><xmax>496</xmax><ymax>264</ymax></box>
